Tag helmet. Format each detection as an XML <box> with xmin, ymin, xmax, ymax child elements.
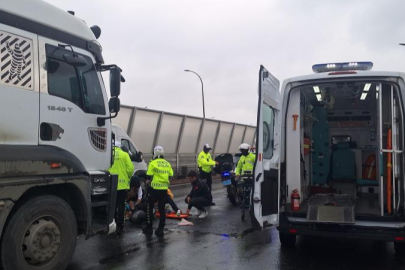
<box><xmin>115</xmin><ymin>140</ymin><xmax>122</xmax><ymax>148</ymax></box>
<box><xmin>153</xmin><ymin>145</ymin><xmax>164</xmax><ymax>159</ymax></box>
<box><xmin>203</xmin><ymin>143</ymin><xmax>212</xmax><ymax>152</ymax></box>
<box><xmin>129</xmin><ymin>210</ymin><xmax>146</xmax><ymax>224</ymax></box>
<box><xmin>239</xmin><ymin>143</ymin><xmax>250</xmax><ymax>151</ymax></box>
<box><xmin>239</xmin><ymin>143</ymin><xmax>250</xmax><ymax>156</ymax></box>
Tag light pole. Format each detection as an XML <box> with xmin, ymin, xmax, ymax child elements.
<box><xmin>184</xmin><ymin>69</ymin><xmax>205</xmax><ymax>119</ymax></box>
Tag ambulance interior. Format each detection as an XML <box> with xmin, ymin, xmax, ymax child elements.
<box><xmin>287</xmin><ymin>81</ymin><xmax>405</xmax><ymax>222</ymax></box>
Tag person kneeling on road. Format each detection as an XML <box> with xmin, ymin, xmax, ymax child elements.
<box><xmin>142</xmin><ymin>146</ymin><xmax>173</xmax><ymax>237</ymax></box>
<box><xmin>127</xmin><ymin>175</ymin><xmax>143</xmax><ymax>211</ymax></box>
<box><xmin>185</xmin><ymin>170</ymin><xmax>212</xmax><ymax>219</ymax></box>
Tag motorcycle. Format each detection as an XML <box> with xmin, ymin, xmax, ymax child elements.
<box><xmin>214</xmin><ymin>154</ymin><xmax>239</xmax><ymax>206</ymax></box>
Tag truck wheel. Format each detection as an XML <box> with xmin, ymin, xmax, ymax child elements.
<box><xmin>1</xmin><ymin>195</ymin><xmax>77</xmax><ymax>270</ymax></box>
<box><xmin>394</xmin><ymin>242</ymin><xmax>405</xmax><ymax>254</ymax></box>
<box><xmin>279</xmin><ymin>232</ymin><xmax>296</xmax><ymax>247</ymax></box>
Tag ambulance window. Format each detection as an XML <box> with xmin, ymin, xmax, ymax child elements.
<box><xmin>121</xmin><ymin>139</ymin><xmax>130</xmax><ymax>151</ymax></box>
<box><xmin>122</xmin><ymin>139</ymin><xmax>137</xmax><ymax>157</ymax></box>
<box><xmin>263</xmin><ymin>104</ymin><xmax>275</xmax><ymax>159</ymax></box>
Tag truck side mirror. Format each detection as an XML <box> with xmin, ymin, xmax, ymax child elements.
<box><xmin>110</xmin><ymin>67</ymin><xmax>121</xmax><ymax>97</ymax></box>
<box><xmin>109</xmin><ymin>97</ymin><xmax>121</xmax><ymax>113</ymax></box>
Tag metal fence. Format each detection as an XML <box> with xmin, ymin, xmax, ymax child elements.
<box><xmin>113</xmin><ymin>105</ymin><xmax>256</xmax><ymax>177</ymax></box>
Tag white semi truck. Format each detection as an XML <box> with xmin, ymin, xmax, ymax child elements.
<box><xmin>0</xmin><ymin>1</ymin><xmax>125</xmax><ymax>269</ymax></box>
<box><xmin>252</xmin><ymin>62</ymin><xmax>405</xmax><ymax>253</ymax></box>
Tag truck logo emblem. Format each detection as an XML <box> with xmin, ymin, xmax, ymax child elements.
<box><xmin>0</xmin><ymin>31</ymin><xmax>33</xmax><ymax>90</ymax></box>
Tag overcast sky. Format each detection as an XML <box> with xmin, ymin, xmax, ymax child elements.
<box><xmin>45</xmin><ymin>0</ymin><xmax>405</xmax><ymax>125</ymax></box>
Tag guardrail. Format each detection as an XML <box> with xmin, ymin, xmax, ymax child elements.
<box><xmin>113</xmin><ymin>105</ymin><xmax>256</xmax><ymax>177</ymax></box>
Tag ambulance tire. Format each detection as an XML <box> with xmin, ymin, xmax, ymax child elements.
<box><xmin>1</xmin><ymin>195</ymin><xmax>77</xmax><ymax>270</ymax></box>
<box><xmin>394</xmin><ymin>242</ymin><xmax>405</xmax><ymax>254</ymax></box>
<box><xmin>279</xmin><ymin>232</ymin><xmax>296</xmax><ymax>247</ymax></box>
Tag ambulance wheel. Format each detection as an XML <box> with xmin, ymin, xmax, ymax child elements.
<box><xmin>394</xmin><ymin>242</ymin><xmax>405</xmax><ymax>254</ymax></box>
<box><xmin>279</xmin><ymin>232</ymin><xmax>296</xmax><ymax>247</ymax></box>
<box><xmin>1</xmin><ymin>195</ymin><xmax>77</xmax><ymax>270</ymax></box>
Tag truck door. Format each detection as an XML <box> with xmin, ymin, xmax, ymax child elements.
<box><xmin>251</xmin><ymin>65</ymin><xmax>281</xmax><ymax>230</ymax></box>
<box><xmin>0</xmin><ymin>24</ymin><xmax>39</xmax><ymax>145</ymax></box>
<box><xmin>38</xmin><ymin>36</ymin><xmax>111</xmax><ymax>171</ymax></box>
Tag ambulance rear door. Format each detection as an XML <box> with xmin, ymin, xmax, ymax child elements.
<box><xmin>251</xmin><ymin>65</ymin><xmax>281</xmax><ymax>230</ymax></box>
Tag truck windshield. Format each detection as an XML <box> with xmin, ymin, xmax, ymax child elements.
<box><xmin>46</xmin><ymin>44</ymin><xmax>106</xmax><ymax>115</ymax></box>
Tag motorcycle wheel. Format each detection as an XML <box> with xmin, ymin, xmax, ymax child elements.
<box><xmin>227</xmin><ymin>186</ymin><xmax>238</xmax><ymax>206</ymax></box>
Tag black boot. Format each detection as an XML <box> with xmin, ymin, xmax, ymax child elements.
<box><xmin>155</xmin><ymin>223</ymin><xmax>165</xmax><ymax>237</ymax></box>
<box><xmin>142</xmin><ymin>225</ymin><xmax>153</xmax><ymax>235</ymax></box>
<box><xmin>116</xmin><ymin>224</ymin><xmax>124</xmax><ymax>235</ymax></box>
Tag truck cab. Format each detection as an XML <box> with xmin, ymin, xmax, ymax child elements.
<box><xmin>0</xmin><ymin>1</ymin><xmax>124</xmax><ymax>269</ymax></box>
<box><xmin>253</xmin><ymin>63</ymin><xmax>405</xmax><ymax>254</ymax></box>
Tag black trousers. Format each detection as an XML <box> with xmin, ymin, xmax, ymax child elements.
<box><xmin>167</xmin><ymin>195</ymin><xmax>179</xmax><ymax>212</ymax></box>
<box><xmin>146</xmin><ymin>188</ymin><xmax>167</xmax><ymax>227</ymax></box>
<box><xmin>115</xmin><ymin>189</ymin><xmax>128</xmax><ymax>228</ymax></box>
<box><xmin>199</xmin><ymin>170</ymin><xmax>212</xmax><ymax>191</ymax></box>
<box><xmin>185</xmin><ymin>196</ymin><xmax>212</xmax><ymax>211</ymax></box>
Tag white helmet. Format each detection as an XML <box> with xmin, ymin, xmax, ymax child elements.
<box><xmin>203</xmin><ymin>143</ymin><xmax>212</xmax><ymax>152</ymax></box>
<box><xmin>153</xmin><ymin>145</ymin><xmax>164</xmax><ymax>159</ymax></box>
<box><xmin>115</xmin><ymin>140</ymin><xmax>122</xmax><ymax>148</ymax></box>
<box><xmin>239</xmin><ymin>143</ymin><xmax>250</xmax><ymax>151</ymax></box>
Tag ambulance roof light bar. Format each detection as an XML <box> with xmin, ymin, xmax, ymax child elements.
<box><xmin>312</xmin><ymin>62</ymin><xmax>373</xmax><ymax>73</ymax></box>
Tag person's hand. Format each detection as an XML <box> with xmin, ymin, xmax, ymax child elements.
<box><xmin>135</xmin><ymin>199</ymin><xmax>141</xmax><ymax>205</ymax></box>
<box><xmin>187</xmin><ymin>197</ymin><xmax>191</xmax><ymax>204</ymax></box>
<box><xmin>185</xmin><ymin>209</ymin><xmax>190</xmax><ymax>216</ymax></box>
<box><xmin>129</xmin><ymin>201</ymin><xmax>135</xmax><ymax>210</ymax></box>
<box><xmin>216</xmin><ymin>162</ymin><xmax>219</xmax><ymax>165</ymax></box>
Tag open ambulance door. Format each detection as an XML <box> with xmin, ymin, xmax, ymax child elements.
<box><xmin>251</xmin><ymin>65</ymin><xmax>281</xmax><ymax>230</ymax></box>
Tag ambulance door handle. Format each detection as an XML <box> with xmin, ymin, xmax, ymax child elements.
<box><xmin>255</xmin><ymin>173</ymin><xmax>262</xmax><ymax>182</ymax></box>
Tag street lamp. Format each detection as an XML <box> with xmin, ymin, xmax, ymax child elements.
<box><xmin>184</xmin><ymin>69</ymin><xmax>205</xmax><ymax>119</ymax></box>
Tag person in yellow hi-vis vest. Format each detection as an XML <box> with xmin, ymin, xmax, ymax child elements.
<box><xmin>198</xmin><ymin>143</ymin><xmax>217</xmax><ymax>191</ymax></box>
<box><xmin>109</xmin><ymin>141</ymin><xmax>134</xmax><ymax>235</ymax></box>
<box><xmin>236</xmin><ymin>143</ymin><xmax>256</xmax><ymax>179</ymax></box>
<box><xmin>142</xmin><ymin>146</ymin><xmax>173</xmax><ymax>237</ymax></box>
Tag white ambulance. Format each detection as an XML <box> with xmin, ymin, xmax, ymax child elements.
<box><xmin>253</xmin><ymin>62</ymin><xmax>405</xmax><ymax>253</ymax></box>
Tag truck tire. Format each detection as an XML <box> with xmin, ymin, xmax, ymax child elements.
<box><xmin>394</xmin><ymin>242</ymin><xmax>405</xmax><ymax>254</ymax></box>
<box><xmin>1</xmin><ymin>195</ymin><xmax>77</xmax><ymax>270</ymax></box>
<box><xmin>279</xmin><ymin>232</ymin><xmax>296</xmax><ymax>247</ymax></box>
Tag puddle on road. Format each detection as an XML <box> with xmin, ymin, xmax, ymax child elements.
<box><xmin>227</xmin><ymin>228</ymin><xmax>256</xmax><ymax>239</ymax></box>
<box><xmin>99</xmin><ymin>247</ymin><xmax>141</xmax><ymax>264</ymax></box>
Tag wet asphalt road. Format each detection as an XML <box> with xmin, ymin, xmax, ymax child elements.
<box><xmin>68</xmin><ymin>181</ymin><xmax>405</xmax><ymax>270</ymax></box>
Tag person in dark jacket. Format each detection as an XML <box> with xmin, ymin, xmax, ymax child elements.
<box><xmin>185</xmin><ymin>170</ymin><xmax>212</xmax><ymax>218</ymax></box>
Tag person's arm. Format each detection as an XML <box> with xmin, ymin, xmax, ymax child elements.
<box><xmin>199</xmin><ymin>153</ymin><xmax>216</xmax><ymax>167</ymax></box>
<box><xmin>137</xmin><ymin>187</ymin><xmax>143</xmax><ymax>204</ymax></box>
<box><xmin>168</xmin><ymin>163</ymin><xmax>174</xmax><ymax>182</ymax></box>
<box><xmin>236</xmin><ymin>158</ymin><xmax>243</xmax><ymax>176</ymax></box>
<box><xmin>187</xmin><ymin>185</ymin><xmax>194</xmax><ymax>198</ymax></box>
<box><xmin>125</xmin><ymin>153</ymin><xmax>135</xmax><ymax>179</ymax></box>
<box><xmin>193</xmin><ymin>180</ymin><xmax>203</xmax><ymax>197</ymax></box>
